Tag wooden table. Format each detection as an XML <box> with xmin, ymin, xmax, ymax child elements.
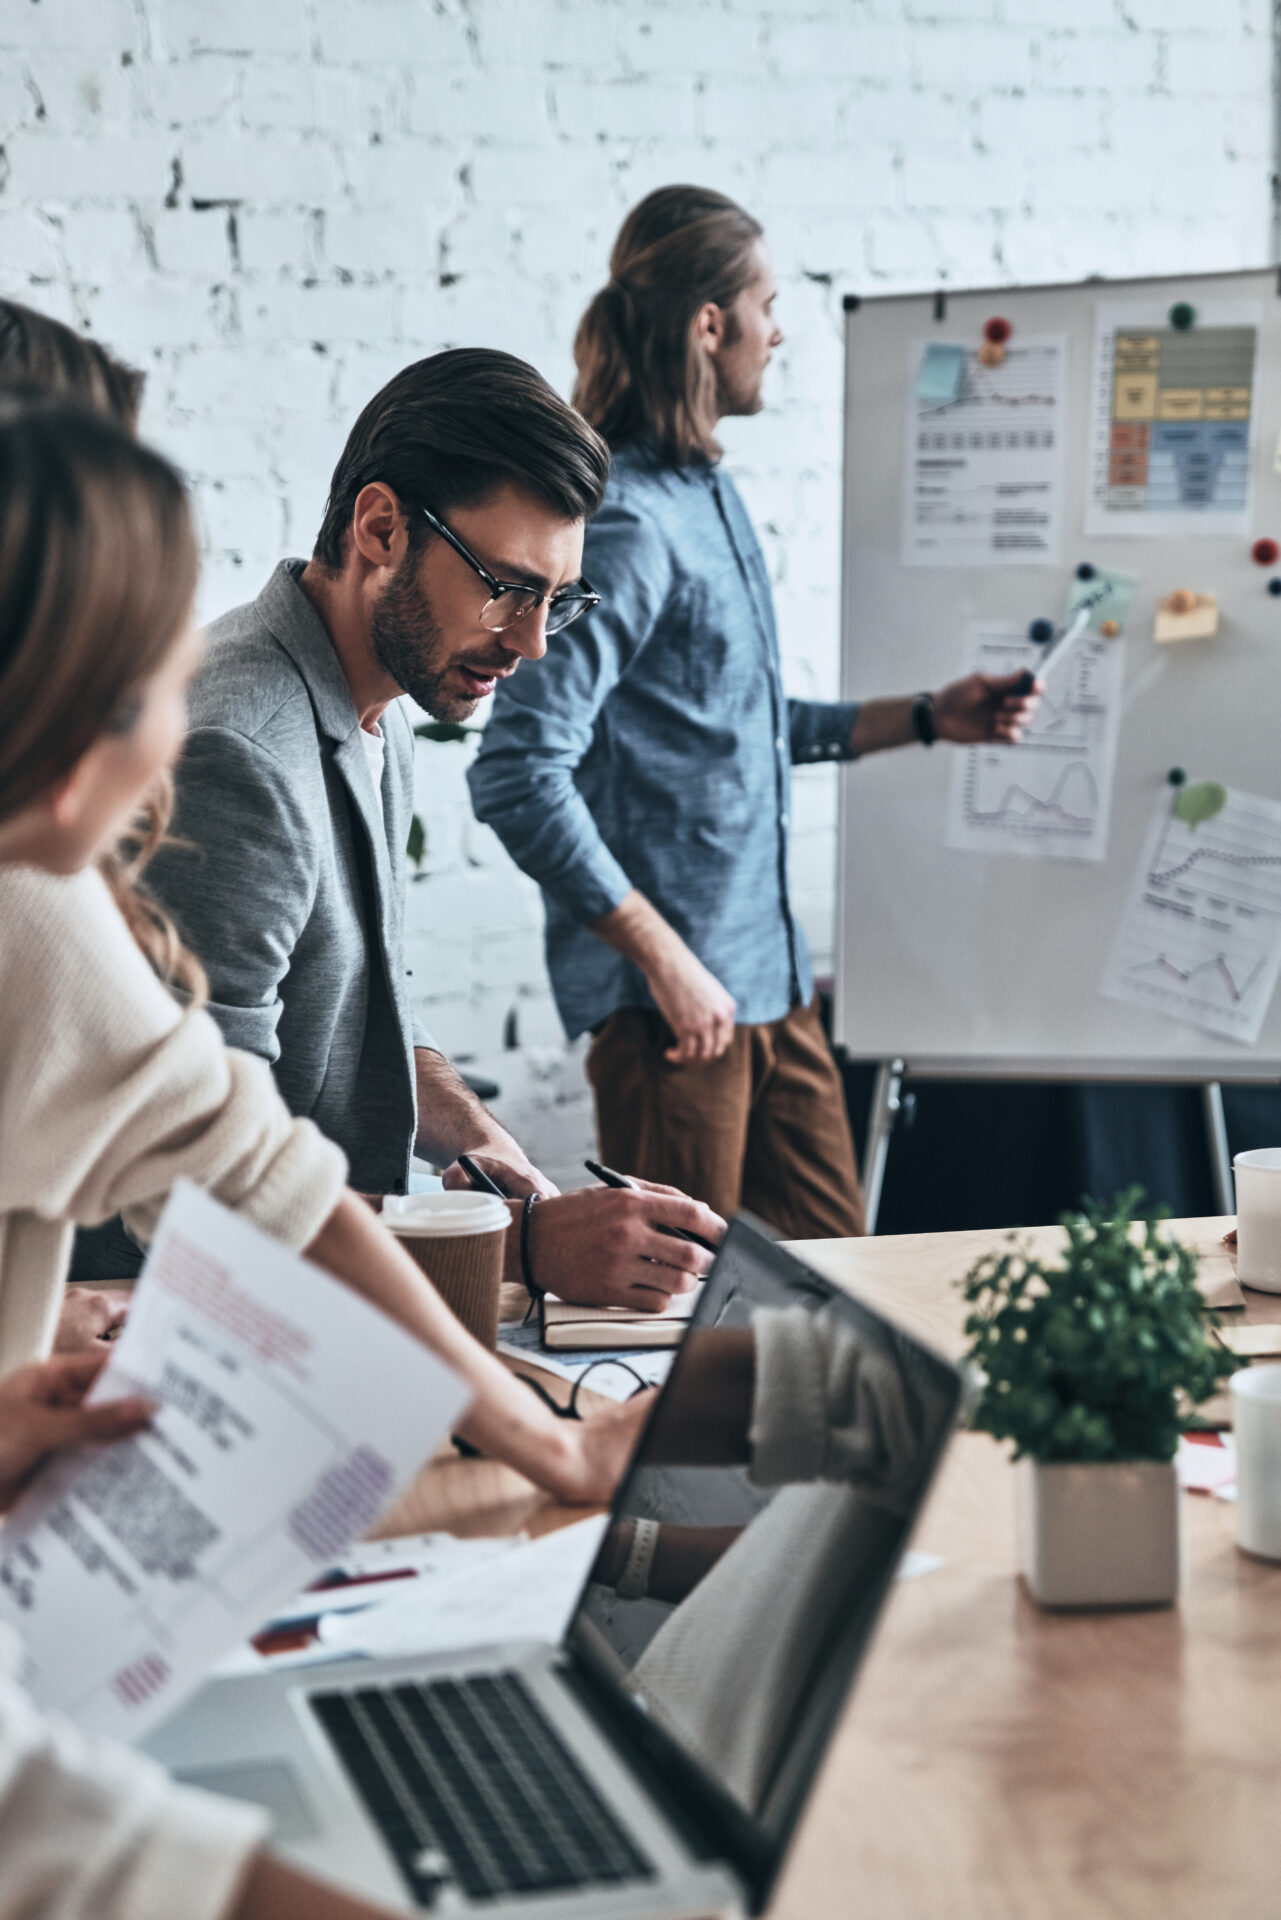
<box><xmin>378</xmin><ymin>1221</ymin><xmax>1281</xmax><ymax>1918</ymax></box>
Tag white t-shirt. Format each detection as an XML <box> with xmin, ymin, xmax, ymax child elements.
<box><xmin>360</xmin><ymin>723</ymin><xmax>385</xmax><ymax>811</ymax></box>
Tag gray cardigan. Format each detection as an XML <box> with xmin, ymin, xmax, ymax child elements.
<box><xmin>147</xmin><ymin>560</ymin><xmax>430</xmax><ymax>1196</ymax></box>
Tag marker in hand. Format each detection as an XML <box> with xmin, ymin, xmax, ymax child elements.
<box><xmin>1014</xmin><ymin>601</ymin><xmax>1094</xmax><ymax>697</ymax></box>
<box><xmin>584</xmin><ymin>1159</ymin><xmax>721</xmax><ymax>1255</ymax></box>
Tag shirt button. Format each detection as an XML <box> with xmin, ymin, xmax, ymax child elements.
<box><xmin>780</xmin><ymin>811</ymin><xmax>789</xmax><ymax>827</ymax></box>
<box><xmin>776</xmin><ymin>735</ymin><xmax>785</xmax><ymax>752</ymax></box>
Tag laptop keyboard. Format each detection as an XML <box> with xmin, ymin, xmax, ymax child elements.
<box><xmin>311</xmin><ymin>1669</ymin><xmax>656</xmax><ymax>1907</ymax></box>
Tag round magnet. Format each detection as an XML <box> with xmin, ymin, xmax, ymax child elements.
<box><xmin>1253</xmin><ymin>537</ymin><xmax>1280</xmax><ymax>566</ymax></box>
<box><xmin>1168</xmin><ymin>302</ymin><xmax>1196</xmax><ymax>331</ymax></box>
<box><xmin>1168</xmin><ymin>589</ymin><xmax>1198</xmax><ymax>614</ymax></box>
<box><xmin>977</xmin><ymin>339</ymin><xmax>1005</xmax><ymax>368</ymax></box>
<box><xmin>1076</xmin><ymin>562</ymin><xmax>1097</xmax><ymax>580</ymax></box>
<box><xmin>1028</xmin><ymin>618</ymin><xmax>1054</xmax><ymax>644</ymax></box>
<box><xmin>1168</xmin><ymin>768</ymin><xmax>1187</xmax><ymax>787</ymax></box>
<box><xmin>983</xmin><ymin>317</ymin><xmax>1012</xmax><ymax>344</ymax></box>
<box><xmin>1099</xmin><ymin>619</ymin><xmax>1120</xmax><ymax>638</ymax></box>
<box><xmin>1269</xmin><ymin>578</ymin><xmax>1281</xmax><ymax>597</ymax></box>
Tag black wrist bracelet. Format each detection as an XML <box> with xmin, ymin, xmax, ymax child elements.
<box><xmin>912</xmin><ymin>690</ymin><xmax>937</xmax><ymax>747</ymax></box>
<box><xmin>520</xmin><ymin>1193</ymin><xmax>543</xmax><ymax>1300</ymax></box>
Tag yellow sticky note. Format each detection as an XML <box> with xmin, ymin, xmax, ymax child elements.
<box><xmin>1154</xmin><ymin>593</ymin><xmax>1219</xmax><ymax>643</ymax></box>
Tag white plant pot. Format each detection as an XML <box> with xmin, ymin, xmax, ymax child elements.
<box><xmin>1016</xmin><ymin>1457</ymin><xmax>1182</xmax><ymax>1608</ymax></box>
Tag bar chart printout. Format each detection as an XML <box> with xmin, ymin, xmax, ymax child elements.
<box><xmin>945</xmin><ymin>621</ymin><xmax>1123</xmax><ymax>862</ymax></box>
<box><xmin>1100</xmin><ymin>785</ymin><xmax>1281</xmax><ymax>1045</ymax></box>
<box><xmin>902</xmin><ymin>335</ymin><xmax>1066</xmax><ymax>567</ymax></box>
<box><xmin>1086</xmin><ymin>300</ymin><xmax>1261</xmax><ymax>538</ymax></box>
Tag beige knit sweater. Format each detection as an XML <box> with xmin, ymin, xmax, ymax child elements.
<box><xmin>0</xmin><ymin>861</ymin><xmax>348</xmax><ymax>1375</ymax></box>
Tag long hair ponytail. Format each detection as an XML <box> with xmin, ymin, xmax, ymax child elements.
<box><xmin>573</xmin><ymin>185</ymin><xmax>763</xmax><ymax>465</ymax></box>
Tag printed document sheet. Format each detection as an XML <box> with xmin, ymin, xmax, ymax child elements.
<box><xmin>902</xmin><ymin>335</ymin><xmax>1066</xmax><ymax>568</ymax></box>
<box><xmin>945</xmin><ymin>621</ymin><xmax>1123</xmax><ymax>863</ymax></box>
<box><xmin>0</xmin><ymin>1182</ymin><xmax>469</xmax><ymax>1740</ymax></box>
<box><xmin>1086</xmin><ymin>300</ymin><xmax>1261</xmax><ymax>539</ymax></box>
<box><xmin>1100</xmin><ymin>785</ymin><xmax>1281</xmax><ymax>1045</ymax></box>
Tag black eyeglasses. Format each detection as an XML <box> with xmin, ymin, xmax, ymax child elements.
<box><xmin>413</xmin><ymin>505</ymin><xmax>600</xmax><ymax>636</ymax></box>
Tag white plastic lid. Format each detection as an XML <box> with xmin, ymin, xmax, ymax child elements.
<box><xmin>381</xmin><ymin>1190</ymin><xmax>510</xmax><ymax>1238</ymax></box>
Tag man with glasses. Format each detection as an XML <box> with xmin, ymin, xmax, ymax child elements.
<box><xmin>71</xmin><ymin>350</ymin><xmax>725</xmax><ymax>1307</ymax></box>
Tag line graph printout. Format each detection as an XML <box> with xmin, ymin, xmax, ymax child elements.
<box><xmin>1085</xmin><ymin>300</ymin><xmax>1262</xmax><ymax>539</ymax></box>
<box><xmin>1100</xmin><ymin>785</ymin><xmax>1281</xmax><ymax>1045</ymax></box>
<box><xmin>902</xmin><ymin>334</ymin><xmax>1066</xmax><ymax>568</ymax></box>
<box><xmin>945</xmin><ymin>621</ymin><xmax>1123</xmax><ymax>862</ymax></box>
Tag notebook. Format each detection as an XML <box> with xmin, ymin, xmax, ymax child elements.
<box><xmin>539</xmin><ymin>1282</ymin><xmax>702</xmax><ymax>1350</ymax></box>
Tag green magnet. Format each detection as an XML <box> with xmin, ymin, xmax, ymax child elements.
<box><xmin>1168</xmin><ymin>302</ymin><xmax>1196</xmax><ymax>332</ymax></box>
<box><xmin>1174</xmin><ymin>780</ymin><xmax>1227</xmax><ymax>828</ymax></box>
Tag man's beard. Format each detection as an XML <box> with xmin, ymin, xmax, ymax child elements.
<box><xmin>370</xmin><ymin>552</ymin><xmax>499</xmax><ymax>723</ymax></box>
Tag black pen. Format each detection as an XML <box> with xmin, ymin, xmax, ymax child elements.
<box><xmin>457</xmin><ymin>1153</ymin><xmax>511</xmax><ymax>1199</ymax></box>
<box><xmin>584</xmin><ymin>1159</ymin><xmax>720</xmax><ymax>1255</ymax></box>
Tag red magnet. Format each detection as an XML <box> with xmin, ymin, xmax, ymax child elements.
<box><xmin>1252</xmin><ymin>537</ymin><xmax>1279</xmax><ymax>566</ymax></box>
<box><xmin>983</xmin><ymin>316</ymin><xmax>1012</xmax><ymax>344</ymax></box>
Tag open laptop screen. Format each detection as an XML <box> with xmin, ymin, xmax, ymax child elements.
<box><xmin>565</xmin><ymin>1218</ymin><xmax>962</xmax><ymax>1908</ymax></box>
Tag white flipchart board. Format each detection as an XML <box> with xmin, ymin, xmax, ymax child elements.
<box><xmin>835</xmin><ymin>267</ymin><xmax>1281</xmax><ymax>1082</ymax></box>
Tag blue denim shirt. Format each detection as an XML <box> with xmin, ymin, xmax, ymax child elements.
<box><xmin>467</xmin><ymin>442</ymin><xmax>859</xmax><ymax>1041</ymax></box>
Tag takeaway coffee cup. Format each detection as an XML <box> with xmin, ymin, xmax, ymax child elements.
<box><xmin>1231</xmin><ymin>1365</ymin><xmax>1281</xmax><ymax>1561</ymax></box>
<box><xmin>1232</xmin><ymin>1148</ymin><xmax>1281</xmax><ymax>1293</ymax></box>
<box><xmin>381</xmin><ymin>1190</ymin><xmax>510</xmax><ymax>1350</ymax></box>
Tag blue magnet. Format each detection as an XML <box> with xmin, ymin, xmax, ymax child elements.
<box><xmin>1028</xmin><ymin>618</ymin><xmax>1054</xmax><ymax>644</ymax></box>
<box><xmin>1269</xmin><ymin>578</ymin><xmax>1281</xmax><ymax>597</ymax></box>
<box><xmin>1168</xmin><ymin>768</ymin><xmax>1187</xmax><ymax>787</ymax></box>
<box><xmin>1076</xmin><ymin>562</ymin><xmax>1096</xmax><ymax>580</ymax></box>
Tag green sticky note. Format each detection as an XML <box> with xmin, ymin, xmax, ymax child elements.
<box><xmin>916</xmin><ymin>343</ymin><xmax>966</xmax><ymax>407</ymax></box>
<box><xmin>1174</xmin><ymin>781</ymin><xmax>1227</xmax><ymax>829</ymax></box>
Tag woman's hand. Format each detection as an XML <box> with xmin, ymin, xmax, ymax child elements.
<box><xmin>0</xmin><ymin>1352</ymin><xmax>153</xmax><ymax>1511</ymax></box>
<box><xmin>53</xmin><ymin>1285</ymin><xmax>130</xmax><ymax>1352</ymax></box>
<box><xmin>546</xmin><ymin>1391</ymin><xmax>658</xmax><ymax>1507</ymax></box>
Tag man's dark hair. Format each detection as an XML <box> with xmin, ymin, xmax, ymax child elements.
<box><xmin>313</xmin><ymin>348</ymin><xmax>610</xmax><ymax>570</ymax></box>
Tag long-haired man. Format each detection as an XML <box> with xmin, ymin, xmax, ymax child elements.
<box><xmin>469</xmin><ymin>187</ymin><xmax>1037</xmax><ymax>1237</ymax></box>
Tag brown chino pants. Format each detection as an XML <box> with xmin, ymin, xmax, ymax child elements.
<box><xmin>585</xmin><ymin>995</ymin><xmax>865</xmax><ymax>1240</ymax></box>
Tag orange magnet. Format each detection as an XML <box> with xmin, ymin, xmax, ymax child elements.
<box><xmin>1168</xmin><ymin>588</ymin><xmax>1198</xmax><ymax>614</ymax></box>
<box><xmin>977</xmin><ymin>339</ymin><xmax>1005</xmax><ymax>368</ymax></box>
<box><xmin>1099</xmin><ymin>619</ymin><xmax>1120</xmax><ymax>638</ymax></box>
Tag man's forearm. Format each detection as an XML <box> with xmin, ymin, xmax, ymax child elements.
<box><xmin>847</xmin><ymin>695</ymin><xmax>919</xmax><ymax>757</ymax></box>
<box><xmin>413</xmin><ymin>1048</ymin><xmax>524</xmax><ymax>1169</ymax></box>
<box><xmin>591</xmin><ymin>887</ymin><xmax>687</xmax><ymax>973</ymax></box>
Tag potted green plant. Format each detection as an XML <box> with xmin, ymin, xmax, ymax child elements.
<box><xmin>960</xmin><ymin>1190</ymin><xmax>1235</xmax><ymax>1609</ymax></box>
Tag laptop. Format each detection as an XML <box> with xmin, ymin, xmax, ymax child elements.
<box><xmin>145</xmin><ymin>1218</ymin><xmax>963</xmax><ymax>1918</ymax></box>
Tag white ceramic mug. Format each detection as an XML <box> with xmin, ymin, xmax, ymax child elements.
<box><xmin>1232</xmin><ymin>1147</ymin><xmax>1281</xmax><ymax>1293</ymax></box>
<box><xmin>1231</xmin><ymin>1364</ymin><xmax>1281</xmax><ymax>1560</ymax></box>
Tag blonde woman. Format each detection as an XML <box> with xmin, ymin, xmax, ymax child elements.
<box><xmin>0</xmin><ymin>398</ymin><xmax>653</xmax><ymax>1919</ymax></box>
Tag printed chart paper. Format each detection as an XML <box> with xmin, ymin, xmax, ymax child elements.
<box><xmin>0</xmin><ymin>1182</ymin><xmax>469</xmax><ymax>1740</ymax></box>
<box><xmin>1086</xmin><ymin>300</ymin><xmax>1262</xmax><ymax>539</ymax></box>
<box><xmin>902</xmin><ymin>335</ymin><xmax>1066</xmax><ymax>568</ymax></box>
<box><xmin>1099</xmin><ymin>786</ymin><xmax>1281</xmax><ymax>1045</ymax></box>
<box><xmin>945</xmin><ymin>621</ymin><xmax>1123</xmax><ymax>862</ymax></box>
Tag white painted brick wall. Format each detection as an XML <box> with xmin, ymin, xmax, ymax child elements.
<box><xmin>1</xmin><ymin>0</ymin><xmax>1272</xmax><ymax>1187</ymax></box>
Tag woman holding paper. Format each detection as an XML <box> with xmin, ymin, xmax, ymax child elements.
<box><xmin>0</xmin><ymin>396</ymin><xmax>647</xmax><ymax>1510</ymax></box>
